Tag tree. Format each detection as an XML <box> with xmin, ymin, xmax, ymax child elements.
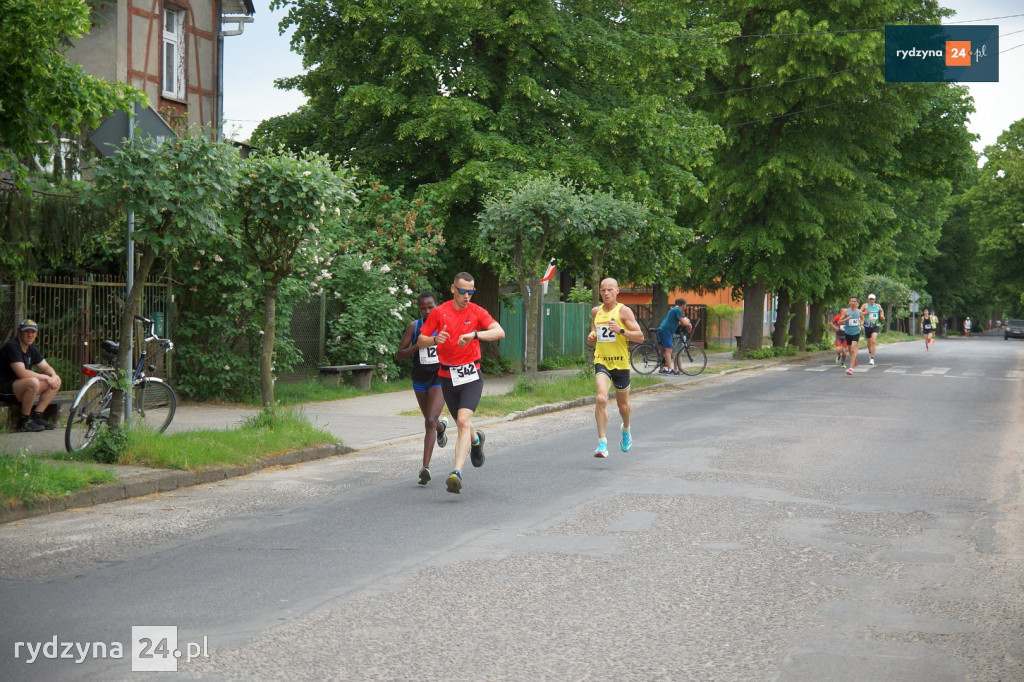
<box><xmin>686</xmin><ymin>2</ymin><xmax>950</xmax><ymax>352</ymax></box>
<box><xmin>475</xmin><ymin>175</ymin><xmax>583</xmax><ymax>375</ymax></box>
<box><xmin>234</xmin><ymin>148</ymin><xmax>357</xmax><ymax>409</ymax></box>
<box><xmin>90</xmin><ymin>131</ymin><xmax>240</xmax><ymax>426</ymax></box>
<box><xmin>263</xmin><ymin>0</ymin><xmax>728</xmax><ymax>296</ymax></box>
<box><xmin>967</xmin><ymin>120</ymin><xmax>1024</xmax><ymax>315</ymax></box>
<box><xmin>0</xmin><ymin>0</ymin><xmax>142</xmax><ymax>185</ymax></box>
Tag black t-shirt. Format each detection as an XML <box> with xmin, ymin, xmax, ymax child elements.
<box><xmin>0</xmin><ymin>338</ymin><xmax>45</xmax><ymax>385</ymax></box>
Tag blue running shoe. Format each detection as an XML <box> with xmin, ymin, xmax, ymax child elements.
<box><xmin>593</xmin><ymin>438</ymin><xmax>609</xmax><ymax>458</ymax></box>
<box><xmin>446</xmin><ymin>470</ymin><xmax>462</xmax><ymax>494</ymax></box>
<box><xmin>620</xmin><ymin>429</ymin><xmax>633</xmax><ymax>452</ymax></box>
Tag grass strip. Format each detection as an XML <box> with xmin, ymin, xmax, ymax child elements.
<box><xmin>116</xmin><ymin>410</ymin><xmax>337</xmax><ymax>470</ymax></box>
<box><xmin>472</xmin><ymin>371</ymin><xmax>663</xmax><ymax>417</ymax></box>
<box><xmin>0</xmin><ymin>454</ymin><xmax>117</xmax><ymax>507</ymax></box>
<box><xmin>241</xmin><ymin>377</ymin><xmax>406</xmax><ymax>407</ymax></box>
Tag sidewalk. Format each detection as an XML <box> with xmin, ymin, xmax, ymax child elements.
<box><xmin>0</xmin><ymin>350</ymin><xmax>769</xmax><ymax>524</ymax></box>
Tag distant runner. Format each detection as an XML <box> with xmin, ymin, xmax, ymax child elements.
<box><xmin>860</xmin><ymin>294</ymin><xmax>885</xmax><ymax>365</ymax></box>
<box><xmin>921</xmin><ymin>308</ymin><xmax>935</xmax><ymax>350</ymax></box>
<box><xmin>837</xmin><ymin>297</ymin><xmax>862</xmax><ymax>376</ymax></box>
<box><xmin>830</xmin><ymin>312</ymin><xmax>848</xmax><ymax>367</ymax></box>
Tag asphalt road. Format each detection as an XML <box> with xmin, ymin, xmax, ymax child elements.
<box><xmin>2</xmin><ymin>336</ymin><xmax>1023</xmax><ymax>681</ymax></box>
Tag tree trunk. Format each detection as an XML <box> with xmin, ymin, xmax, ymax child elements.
<box><xmin>807</xmin><ymin>301</ymin><xmax>825</xmax><ymax>344</ymax></box>
<box><xmin>109</xmin><ymin>244</ymin><xmax>159</xmax><ymax>428</ymax></box>
<box><xmin>772</xmin><ymin>290</ymin><xmax>791</xmax><ymax>348</ymax></box>
<box><xmin>590</xmin><ymin>252</ymin><xmax>604</xmax><ymax>306</ymax></box>
<box><xmin>739</xmin><ymin>280</ymin><xmax>765</xmax><ymax>353</ymax></box>
<box><xmin>789</xmin><ymin>297</ymin><xmax>807</xmax><ymax>350</ymax></box>
<box><xmin>521</xmin><ymin>271</ymin><xmax>539</xmax><ymax>377</ymax></box>
<box><xmin>260</xmin><ymin>283</ymin><xmax>278</xmax><ymax>409</ymax></box>
<box><xmin>587</xmin><ymin>252</ymin><xmax>606</xmax><ymax>366</ymax></box>
<box><xmin>474</xmin><ymin>263</ymin><xmax>501</xmax><ymax>365</ymax></box>
<box><xmin>651</xmin><ymin>283</ymin><xmax>669</xmax><ymax>335</ymax></box>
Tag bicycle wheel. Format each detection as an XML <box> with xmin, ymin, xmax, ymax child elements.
<box><xmin>65</xmin><ymin>377</ymin><xmax>112</xmax><ymax>452</ymax></box>
<box><xmin>132</xmin><ymin>378</ymin><xmax>176</xmax><ymax>433</ymax></box>
<box><xmin>674</xmin><ymin>343</ymin><xmax>707</xmax><ymax>376</ymax></box>
<box><xmin>629</xmin><ymin>342</ymin><xmax>661</xmax><ymax>375</ymax></box>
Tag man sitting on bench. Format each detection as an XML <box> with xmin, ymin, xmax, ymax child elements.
<box><xmin>0</xmin><ymin>319</ymin><xmax>62</xmax><ymax>432</ymax></box>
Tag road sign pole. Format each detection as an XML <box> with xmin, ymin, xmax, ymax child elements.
<box><xmin>89</xmin><ymin>102</ymin><xmax>177</xmax><ymax>427</ymax></box>
<box><xmin>125</xmin><ymin>105</ymin><xmax>135</xmax><ymax>426</ymax></box>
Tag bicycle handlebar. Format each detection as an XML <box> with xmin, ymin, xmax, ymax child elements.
<box><xmin>135</xmin><ymin>315</ymin><xmax>174</xmax><ymax>352</ymax></box>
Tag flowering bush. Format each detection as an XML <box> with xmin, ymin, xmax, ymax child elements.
<box><xmin>321</xmin><ymin>256</ymin><xmax>415</xmax><ymax>382</ymax></box>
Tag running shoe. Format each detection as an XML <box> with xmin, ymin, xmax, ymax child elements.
<box><xmin>31</xmin><ymin>413</ymin><xmax>56</xmax><ymax>430</ymax></box>
<box><xmin>470</xmin><ymin>430</ymin><xmax>485</xmax><ymax>467</ymax></box>
<box><xmin>841</xmin><ymin>362</ymin><xmax>846</xmax><ymax>369</ymax></box>
<box><xmin>436</xmin><ymin>417</ymin><xmax>448</xmax><ymax>448</ymax></box>
<box><xmin>869</xmin><ymin>357</ymin><xmax>875</xmax><ymax>365</ymax></box>
<box><xmin>446</xmin><ymin>470</ymin><xmax>462</xmax><ymax>494</ymax></box>
<box><xmin>658</xmin><ymin>368</ymin><xmax>672</xmax><ymax>375</ymax></box>
<box><xmin>846</xmin><ymin>368</ymin><xmax>854</xmax><ymax>376</ymax></box>
<box><xmin>594</xmin><ymin>438</ymin><xmax>609</xmax><ymax>458</ymax></box>
<box><xmin>418</xmin><ymin>467</ymin><xmax>431</xmax><ymax>485</ymax></box>
<box><xmin>620</xmin><ymin>429</ymin><xmax>633</xmax><ymax>452</ymax></box>
<box><xmin>18</xmin><ymin>415</ymin><xmax>44</xmax><ymax>432</ymax></box>
<box><xmin>835</xmin><ymin>354</ymin><xmax>841</xmax><ymax>365</ymax></box>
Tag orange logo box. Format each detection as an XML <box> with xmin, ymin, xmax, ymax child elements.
<box><xmin>946</xmin><ymin>40</ymin><xmax>972</xmax><ymax>66</ymax></box>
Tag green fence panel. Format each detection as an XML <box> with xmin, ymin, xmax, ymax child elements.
<box><xmin>499</xmin><ymin>298</ymin><xmax>524</xmax><ymax>370</ymax></box>
<box><xmin>499</xmin><ymin>298</ymin><xmax>590</xmax><ymax>367</ymax></box>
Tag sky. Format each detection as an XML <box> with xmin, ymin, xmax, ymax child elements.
<box><xmin>222</xmin><ymin>0</ymin><xmax>1024</xmax><ymax>152</ymax></box>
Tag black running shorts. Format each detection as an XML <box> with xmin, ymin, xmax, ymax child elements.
<box><xmin>595</xmin><ymin>363</ymin><xmax>631</xmax><ymax>392</ymax></box>
<box><xmin>441</xmin><ymin>375</ymin><xmax>484</xmax><ymax>415</ymax></box>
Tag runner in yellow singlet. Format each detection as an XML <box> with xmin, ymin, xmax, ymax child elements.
<box><xmin>587</xmin><ymin>278</ymin><xmax>644</xmax><ymax>458</ymax></box>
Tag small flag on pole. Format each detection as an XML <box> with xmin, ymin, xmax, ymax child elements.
<box><xmin>540</xmin><ymin>259</ymin><xmax>556</xmax><ymax>283</ymax></box>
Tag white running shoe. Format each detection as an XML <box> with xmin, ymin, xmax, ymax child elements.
<box><xmin>869</xmin><ymin>358</ymin><xmax>875</xmax><ymax>365</ymax></box>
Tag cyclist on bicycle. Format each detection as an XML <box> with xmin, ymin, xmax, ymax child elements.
<box><xmin>657</xmin><ymin>298</ymin><xmax>692</xmax><ymax>375</ymax></box>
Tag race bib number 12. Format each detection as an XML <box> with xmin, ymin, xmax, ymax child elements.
<box><xmin>419</xmin><ymin>345</ymin><xmax>439</xmax><ymax>365</ymax></box>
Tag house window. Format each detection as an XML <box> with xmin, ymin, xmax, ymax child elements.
<box><xmin>162</xmin><ymin>7</ymin><xmax>186</xmax><ymax>100</ymax></box>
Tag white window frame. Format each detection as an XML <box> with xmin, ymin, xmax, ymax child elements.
<box><xmin>162</xmin><ymin>7</ymin><xmax>186</xmax><ymax>100</ymax></box>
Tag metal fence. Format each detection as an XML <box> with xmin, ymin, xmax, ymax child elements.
<box><xmin>498</xmin><ymin>298</ymin><xmax>593</xmax><ymax>369</ymax></box>
<box><xmin>0</xmin><ymin>277</ymin><xmax>173</xmax><ymax>389</ymax></box>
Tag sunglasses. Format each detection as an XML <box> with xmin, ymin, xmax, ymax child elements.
<box><xmin>455</xmin><ymin>287</ymin><xmax>476</xmax><ymax>295</ymax></box>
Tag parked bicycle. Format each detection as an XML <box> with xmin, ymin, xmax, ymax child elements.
<box><xmin>65</xmin><ymin>315</ymin><xmax>176</xmax><ymax>452</ymax></box>
<box><xmin>629</xmin><ymin>320</ymin><xmax>707</xmax><ymax>376</ymax></box>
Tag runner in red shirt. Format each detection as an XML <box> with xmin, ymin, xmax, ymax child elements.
<box><xmin>417</xmin><ymin>272</ymin><xmax>505</xmax><ymax>494</ymax></box>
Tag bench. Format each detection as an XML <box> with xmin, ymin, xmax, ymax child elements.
<box><xmin>317</xmin><ymin>364</ymin><xmax>374</xmax><ymax>391</ymax></box>
<box><xmin>1</xmin><ymin>394</ymin><xmax>74</xmax><ymax>429</ymax></box>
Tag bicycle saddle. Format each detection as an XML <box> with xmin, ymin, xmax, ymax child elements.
<box><xmin>102</xmin><ymin>340</ymin><xmax>119</xmax><ymax>354</ymax></box>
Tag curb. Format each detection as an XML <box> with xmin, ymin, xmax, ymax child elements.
<box><xmin>502</xmin><ymin>359</ymin><xmax>781</xmax><ymax>421</ymax></box>
<box><xmin>1</xmin><ymin>443</ymin><xmax>355</xmax><ymax>526</ymax></box>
